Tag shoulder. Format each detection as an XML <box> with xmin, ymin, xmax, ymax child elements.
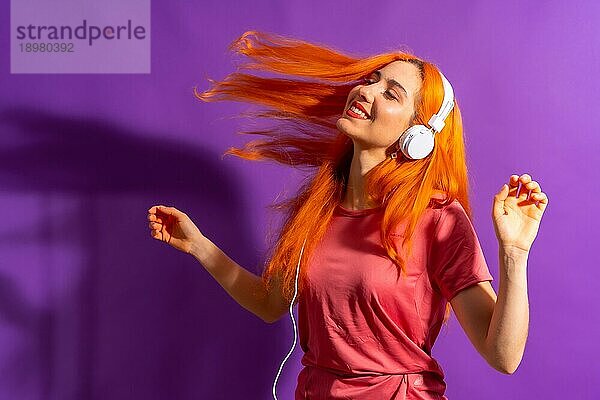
<box><xmin>440</xmin><ymin>199</ymin><xmax>469</xmax><ymax>218</ymax></box>
<box><xmin>428</xmin><ymin>192</ymin><xmax>468</xmax><ymax>221</ymax></box>
<box><xmin>433</xmin><ymin>199</ymin><xmax>473</xmax><ymax>240</ymax></box>
<box><xmin>384</xmin><ymin>197</ymin><xmax>469</xmax><ymax>238</ymax></box>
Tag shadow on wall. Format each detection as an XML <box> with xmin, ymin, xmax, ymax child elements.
<box><xmin>0</xmin><ymin>107</ymin><xmax>287</xmax><ymax>400</ymax></box>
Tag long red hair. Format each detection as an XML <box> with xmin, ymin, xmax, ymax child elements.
<box><xmin>194</xmin><ymin>31</ymin><xmax>473</xmax><ymax>324</ymax></box>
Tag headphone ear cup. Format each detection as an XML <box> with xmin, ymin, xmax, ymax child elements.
<box><xmin>398</xmin><ymin>125</ymin><xmax>435</xmax><ymax>160</ymax></box>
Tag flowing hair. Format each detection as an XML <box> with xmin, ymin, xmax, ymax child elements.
<box><xmin>194</xmin><ymin>31</ymin><xmax>473</xmax><ymax>324</ymax></box>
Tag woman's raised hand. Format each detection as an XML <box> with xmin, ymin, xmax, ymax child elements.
<box><xmin>492</xmin><ymin>173</ymin><xmax>549</xmax><ymax>253</ymax></box>
<box><xmin>147</xmin><ymin>205</ymin><xmax>203</xmax><ymax>254</ymax></box>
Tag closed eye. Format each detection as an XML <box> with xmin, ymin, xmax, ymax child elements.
<box><xmin>362</xmin><ymin>76</ymin><xmax>399</xmax><ymax>101</ymax></box>
<box><xmin>363</xmin><ymin>77</ymin><xmax>376</xmax><ymax>85</ymax></box>
<box><xmin>384</xmin><ymin>90</ymin><xmax>398</xmax><ymax>100</ymax></box>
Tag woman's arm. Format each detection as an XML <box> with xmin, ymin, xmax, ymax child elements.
<box><xmin>451</xmin><ymin>173</ymin><xmax>547</xmax><ymax>374</ymax></box>
<box><xmin>148</xmin><ymin>205</ymin><xmax>289</xmax><ymax>324</ymax></box>
<box><xmin>451</xmin><ymin>247</ymin><xmax>529</xmax><ymax>374</ymax></box>
<box><xmin>190</xmin><ymin>235</ymin><xmax>290</xmax><ymax>323</ymax></box>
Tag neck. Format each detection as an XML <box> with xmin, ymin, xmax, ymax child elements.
<box><xmin>342</xmin><ymin>144</ymin><xmax>388</xmax><ymax>210</ymax></box>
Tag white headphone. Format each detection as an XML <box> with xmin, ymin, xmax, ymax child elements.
<box><xmin>393</xmin><ymin>69</ymin><xmax>455</xmax><ymax>160</ymax></box>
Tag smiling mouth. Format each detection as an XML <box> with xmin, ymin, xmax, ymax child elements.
<box><xmin>346</xmin><ymin>101</ymin><xmax>370</xmax><ymax>120</ymax></box>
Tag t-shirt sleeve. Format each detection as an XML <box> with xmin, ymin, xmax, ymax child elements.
<box><xmin>429</xmin><ymin>200</ymin><xmax>494</xmax><ymax>301</ymax></box>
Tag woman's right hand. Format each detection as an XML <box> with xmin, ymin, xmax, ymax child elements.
<box><xmin>147</xmin><ymin>205</ymin><xmax>203</xmax><ymax>254</ymax></box>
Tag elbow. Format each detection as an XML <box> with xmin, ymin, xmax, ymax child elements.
<box><xmin>484</xmin><ymin>341</ymin><xmax>524</xmax><ymax>375</ymax></box>
<box><xmin>497</xmin><ymin>366</ymin><xmax>518</xmax><ymax>375</ymax></box>
<box><xmin>261</xmin><ymin>310</ymin><xmax>284</xmax><ymax>324</ymax></box>
<box><xmin>259</xmin><ymin>309</ymin><xmax>276</xmax><ymax>323</ymax></box>
<box><xmin>492</xmin><ymin>359</ymin><xmax>521</xmax><ymax>375</ymax></box>
<box><xmin>261</xmin><ymin>302</ymin><xmax>288</xmax><ymax>324</ymax></box>
<box><xmin>485</xmin><ymin>347</ymin><xmax>522</xmax><ymax>375</ymax></box>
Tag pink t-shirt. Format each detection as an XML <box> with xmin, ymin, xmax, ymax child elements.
<box><xmin>295</xmin><ymin>200</ymin><xmax>494</xmax><ymax>399</ymax></box>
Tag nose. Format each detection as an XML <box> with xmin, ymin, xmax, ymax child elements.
<box><xmin>357</xmin><ymin>83</ymin><xmax>375</xmax><ymax>103</ymax></box>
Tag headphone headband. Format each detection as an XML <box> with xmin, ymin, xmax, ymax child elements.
<box><xmin>427</xmin><ymin>70</ymin><xmax>455</xmax><ymax>133</ymax></box>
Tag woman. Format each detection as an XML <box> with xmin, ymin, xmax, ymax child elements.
<box><xmin>147</xmin><ymin>31</ymin><xmax>548</xmax><ymax>399</ymax></box>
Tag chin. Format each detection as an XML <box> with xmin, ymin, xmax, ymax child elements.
<box><xmin>336</xmin><ymin>117</ymin><xmax>357</xmax><ymax>138</ymax></box>
<box><xmin>337</xmin><ymin>120</ymin><xmax>366</xmax><ymax>147</ymax></box>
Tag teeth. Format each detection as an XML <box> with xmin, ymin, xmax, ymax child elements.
<box><xmin>350</xmin><ymin>105</ymin><xmax>369</xmax><ymax>119</ymax></box>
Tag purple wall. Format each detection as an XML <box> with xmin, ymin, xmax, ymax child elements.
<box><xmin>1</xmin><ymin>1</ymin><xmax>598</xmax><ymax>399</ymax></box>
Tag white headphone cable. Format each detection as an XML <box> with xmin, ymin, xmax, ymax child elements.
<box><xmin>272</xmin><ymin>237</ymin><xmax>307</xmax><ymax>400</ymax></box>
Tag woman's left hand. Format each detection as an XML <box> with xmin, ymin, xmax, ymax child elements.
<box><xmin>492</xmin><ymin>174</ymin><xmax>549</xmax><ymax>253</ymax></box>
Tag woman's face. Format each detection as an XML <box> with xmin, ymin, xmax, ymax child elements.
<box><xmin>336</xmin><ymin>60</ymin><xmax>422</xmax><ymax>152</ymax></box>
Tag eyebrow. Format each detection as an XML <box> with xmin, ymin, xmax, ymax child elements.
<box><xmin>372</xmin><ymin>70</ymin><xmax>408</xmax><ymax>97</ymax></box>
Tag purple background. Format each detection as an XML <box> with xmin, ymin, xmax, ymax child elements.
<box><xmin>1</xmin><ymin>0</ymin><xmax>598</xmax><ymax>399</ymax></box>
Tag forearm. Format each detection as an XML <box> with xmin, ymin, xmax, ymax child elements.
<box><xmin>485</xmin><ymin>247</ymin><xmax>530</xmax><ymax>374</ymax></box>
<box><xmin>189</xmin><ymin>235</ymin><xmax>275</xmax><ymax>323</ymax></box>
